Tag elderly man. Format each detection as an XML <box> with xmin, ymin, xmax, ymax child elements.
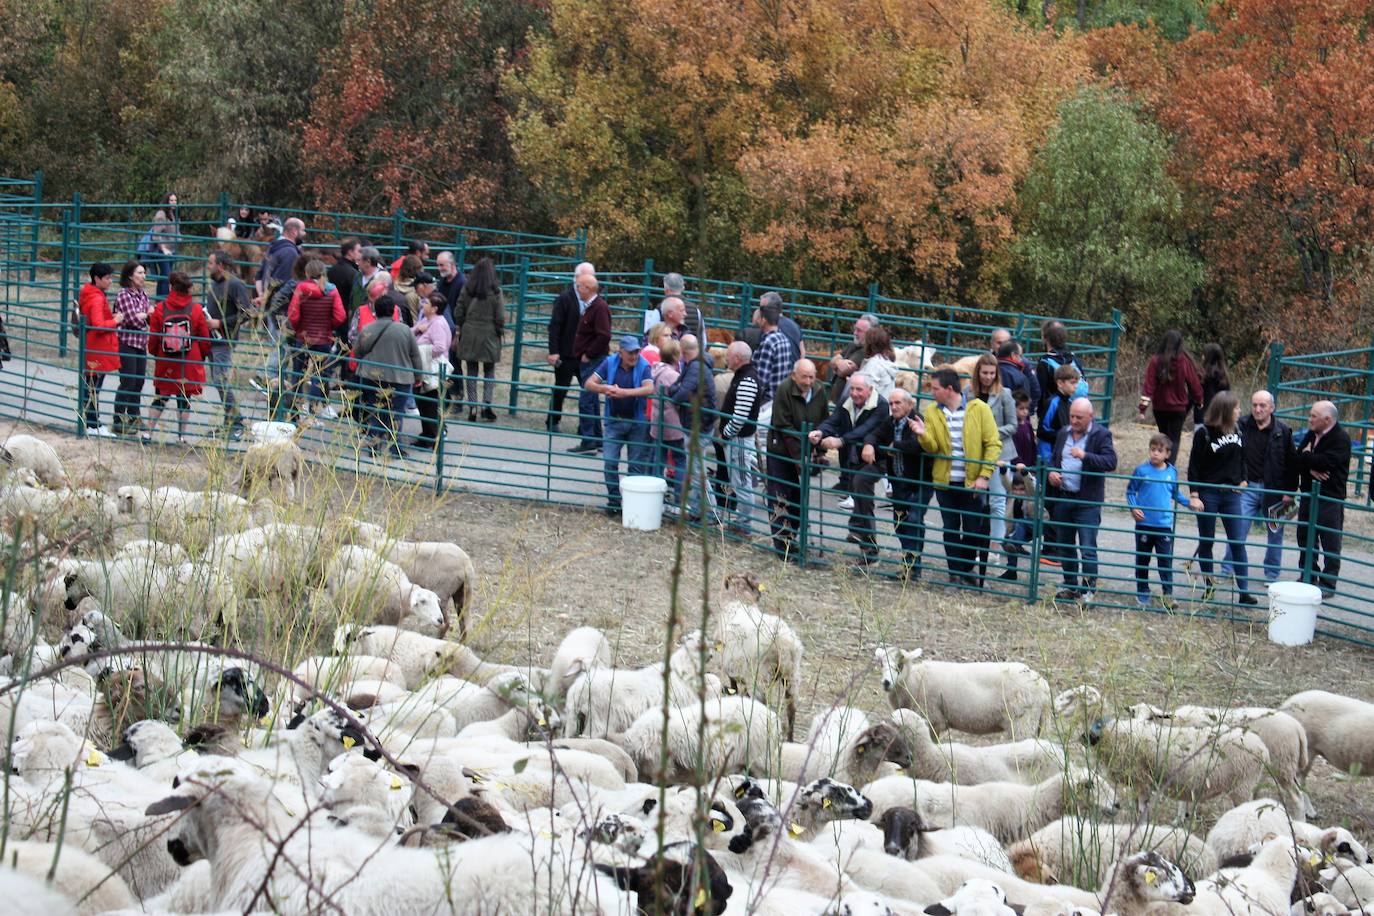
<box><xmin>717</xmin><ymin>341</ymin><xmax>764</xmax><ymax>536</ymax></box>
<box><xmin>586</xmin><ymin>335</ymin><xmax>655</xmax><ymax>516</ymax></box>
<box><xmin>990</xmin><ymin>327</ymin><xmax>1012</xmax><ymax>355</ymax></box>
<box><xmin>1293</xmin><ymin>400</ymin><xmax>1352</xmax><ymax>598</ymax></box>
<box><xmin>435</xmin><ymin>250</ymin><xmax>465</xmax><ymax>310</ymax></box>
<box><xmin>568</xmin><ymin>272</ymin><xmax>612</xmax><ymax>452</ymax></box>
<box><xmin>810</xmin><ymin>373</ymin><xmax>891</xmax><ymax>565</ymax></box>
<box><xmin>546</xmin><ymin>262</ymin><xmax>596</xmax><ymax>433</ymax></box>
<box><xmin>1047</xmin><ymin>397</ymin><xmax>1118</xmax><ymax>602</ymax></box>
<box><xmin>666</xmin><ymin>334</ymin><xmax>719</xmax><ymax>521</ymax></box>
<box><xmin>872</xmin><ymin>387</ymin><xmax>931</xmax><ymax>578</ymax></box>
<box><xmin>829</xmin><ymin>313</ymin><xmax>879</xmax><ymax>406</ymax></box>
<box><xmin>914</xmin><ymin>367</ymin><xmax>1002</xmax><ymax>585</ymax></box>
<box><xmin>766</xmin><ymin>358</ymin><xmax>830</xmax><ymax>557</ymax></box>
<box><xmin>644</xmin><ymin>274</ymin><xmax>707</xmax><ymax>338</ymax></box>
<box><xmin>1235</xmin><ymin>390</ymin><xmax>1297</xmax><ymax>584</ymax></box>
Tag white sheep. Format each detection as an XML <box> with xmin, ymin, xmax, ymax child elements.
<box><xmin>875</xmin><ymin>646</ymin><xmax>1051</xmax><ymax>738</ymax></box>
<box><xmin>113</xmin><ymin>538</ymin><xmax>191</xmax><ymax>566</ymax></box>
<box><xmin>546</xmin><ymin>626</ymin><xmax>612</xmax><ymax>702</ymax></box>
<box><xmin>239</xmin><ymin>436</ymin><xmax>304</xmax><ymax>501</ymax></box>
<box><xmin>1178</xmin><ymin>835</ymin><xmax>1302</xmax><ymax>916</ymax></box>
<box><xmin>1205</xmin><ymin>798</ymin><xmax>1372</xmax><ymax>867</ymax></box>
<box><xmin>889</xmin><ymin>708</ymin><xmax>1068</xmax><ymax>785</ymax></box>
<box><xmin>352</xmin><ymin>528</ymin><xmax>478</xmax><ymax>640</ymax></box>
<box><xmin>771</xmin><ymin>715</ymin><xmax>915</xmax><ymax>786</ymax></box>
<box><xmin>320</xmin><ymin>752</ymin><xmax>415</xmax><ymax>837</ymax></box>
<box><xmin>716</xmin><ymin>571</ymin><xmax>804</xmax><ymax>741</ymax></box>
<box><xmin>1323</xmin><ymin>860</ymin><xmax>1374</xmax><ymax>911</ymax></box>
<box><xmin>1094</xmin><ymin>850</ymin><xmax>1198</xmax><ymax>916</ymax></box>
<box><xmin>0</xmin><ymin>840</ymin><xmax>136</xmax><ymax>915</ymax></box>
<box><xmin>873</xmin><ymin>806</ymin><xmax>1015</xmax><ymax>874</ymax></box>
<box><xmin>1280</xmin><ymin>690</ymin><xmax>1374</xmax><ymax>780</ymax></box>
<box><xmin>616</xmin><ymin>694</ymin><xmax>780</xmax><ymax>782</ymax></box>
<box><xmin>333</xmin><ymin>623</ymin><xmax>519</xmax><ymax>688</ymax></box>
<box><xmin>863</xmin><ymin>770</ymin><xmax>1119</xmax><ymax>844</ymax></box>
<box><xmin>108</xmin><ymin>718</ymin><xmax>199</xmax><ymax>784</ymax></box>
<box><xmin>564</xmin><ymin>628</ymin><xmax>715</xmax><ymax>738</ymax></box>
<box><xmin>286</xmin><ymin>653</ymin><xmax>407</xmax><ymax>713</ymax></box>
<box><xmin>114</xmin><ymin>484</ymin><xmax>258</xmax><ymax>549</ymax></box>
<box><xmin>0</xmin><ymin>867</ymin><xmax>79</xmax><ymax>916</ymax></box>
<box><xmin>324</xmin><ymin>545</ymin><xmax>446</xmax><ymax>636</ymax></box>
<box><xmin>1</xmin><ymin>433</ymin><xmax>68</xmax><ymax>486</ymax></box>
<box><xmin>1008</xmin><ymin>816</ymin><xmax>1217</xmax><ymax>888</ymax></box>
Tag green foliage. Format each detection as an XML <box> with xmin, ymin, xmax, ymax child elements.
<box><xmin>1087</xmin><ymin>0</ymin><xmax>1211</xmax><ymax>41</ymax></box>
<box><xmin>1012</xmin><ymin>86</ymin><xmax>1201</xmax><ymax>335</ymax></box>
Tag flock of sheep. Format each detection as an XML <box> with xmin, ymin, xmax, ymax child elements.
<box><xmin>0</xmin><ymin>430</ymin><xmax>1372</xmax><ymax>915</ymax></box>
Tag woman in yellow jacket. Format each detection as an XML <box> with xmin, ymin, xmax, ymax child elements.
<box><xmin>912</xmin><ymin>367</ymin><xmax>1003</xmax><ymax>586</ymax></box>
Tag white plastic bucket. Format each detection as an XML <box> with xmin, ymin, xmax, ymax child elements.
<box><xmin>621</xmin><ymin>476</ymin><xmax>669</xmax><ymax>531</ymax></box>
<box><xmin>1266</xmin><ymin>581</ymin><xmax>1322</xmax><ymax>646</ymax></box>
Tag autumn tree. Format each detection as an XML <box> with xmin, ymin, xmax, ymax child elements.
<box><xmin>1012</xmin><ymin>86</ymin><xmax>1199</xmax><ymax>333</ymax></box>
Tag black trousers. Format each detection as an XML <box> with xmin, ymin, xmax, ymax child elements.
<box><xmin>766</xmin><ymin>451</ymin><xmax>803</xmax><ymax>553</ymax></box>
<box><xmin>1153</xmin><ymin>409</ymin><xmax>1188</xmax><ymax>465</ymax></box>
<box><xmin>1298</xmin><ymin>497</ymin><xmax>1344</xmax><ymax>592</ymax></box>
<box><xmin>936</xmin><ymin>486</ymin><xmax>990</xmax><ymax>581</ymax></box>
<box><xmin>892</xmin><ymin>479</ymin><xmax>931</xmax><ymax>567</ymax></box>
<box><xmin>547</xmin><ymin>358</ymin><xmax>579</xmax><ymax>422</ymax></box>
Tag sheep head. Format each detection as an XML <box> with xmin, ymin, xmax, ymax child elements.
<box><xmin>879</xmin><ymin>806</ymin><xmax>925</xmax><ymax>857</ymax></box>
<box><xmin>873</xmin><ymin>645</ymin><xmax>922</xmax><ymax>692</ymax></box>
<box><xmin>114</xmin><ymin>485</ymin><xmax>152</xmax><ymax>516</ymax></box>
<box><xmin>799</xmin><ymin>777</ymin><xmax>872</xmax><ymax>824</ymax></box>
<box><xmin>722</xmin><ymin>571</ymin><xmax>762</xmax><ymax>602</ymax></box>
<box><xmin>110</xmin><ymin>719</ymin><xmax>181</xmax><ymax>765</ymax></box>
<box><xmin>1053</xmin><ymin>684</ymin><xmax>1103</xmax><ymax>721</ymax></box>
<box><xmin>1319</xmin><ymin>828</ymin><xmax>1373</xmax><ymax>867</ymax></box>
<box><xmin>147</xmin><ymin>757</ymin><xmax>286</xmax><ymax>865</ymax></box>
<box><xmin>213</xmin><ymin>667</ymin><xmax>270</xmax><ymax>721</ymax></box>
<box><xmin>1116</xmin><ymin>851</ymin><xmax>1194</xmax><ymax>905</ymax></box>
<box><xmin>853</xmin><ymin>722</ymin><xmax>913</xmax><ymax>770</ymax></box>
<box><xmin>926</xmin><ymin>878</ymin><xmax>1018</xmax><ymax>916</ymax></box>
<box><xmin>402</xmin><ymin>586</ymin><xmax>445</xmax><ymax>637</ymax></box>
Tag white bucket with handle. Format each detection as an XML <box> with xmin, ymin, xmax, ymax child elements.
<box><xmin>1266</xmin><ymin>581</ymin><xmax>1321</xmax><ymax>646</ymax></box>
<box><xmin>621</xmin><ymin>476</ymin><xmax>668</xmax><ymax>531</ymax></box>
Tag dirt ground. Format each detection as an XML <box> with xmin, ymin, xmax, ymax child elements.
<box><xmin>6</xmin><ymin>419</ymin><xmax>1373</xmax><ymax>840</ymax></box>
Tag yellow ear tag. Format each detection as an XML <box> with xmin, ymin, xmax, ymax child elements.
<box><xmin>822</xmin><ymin>797</ymin><xmax>831</xmax><ymax>809</ymax></box>
<box><xmin>390</xmin><ymin>776</ymin><xmax>403</xmax><ymax>791</ymax></box>
<box><xmin>1145</xmin><ymin>871</ymin><xmax>1157</xmax><ymax>885</ymax></box>
<box><xmin>856</xmin><ymin>745</ymin><xmax>866</xmax><ymax>755</ymax></box>
<box><xmin>735</xmin><ymin>785</ymin><xmax>748</xmax><ymax>799</ymax></box>
<box><xmin>538</xmin><ymin>717</ymin><xmax>547</xmax><ymax>727</ymax></box>
<box><xmin>789</xmin><ymin>823</ymin><xmax>804</xmax><ymax>837</ymax></box>
<box><xmin>695</xmin><ymin>888</ymin><xmax>707</xmax><ymax>909</ymax></box>
<box><xmin>86</xmin><ymin>750</ymin><xmax>102</xmax><ymax>767</ymax></box>
<box><xmin>757</xmin><ymin>583</ymin><xmax>766</xmax><ymax>593</ymax></box>
<box><xmin>1309</xmin><ymin>854</ymin><xmax>1322</xmax><ymax>867</ymax></box>
<box><xmin>711</xmin><ymin>819</ymin><xmax>725</xmax><ymax>833</ymax></box>
<box><xmin>539</xmin><ymin>829</ymin><xmax>552</xmax><ymax>840</ymax></box>
<box><xmin>342</xmin><ymin>735</ymin><xmax>356</xmax><ymax>749</ymax></box>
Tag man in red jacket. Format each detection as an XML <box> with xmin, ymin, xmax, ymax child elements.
<box><xmin>568</xmin><ymin>274</ymin><xmax>612</xmax><ymax>454</ymax></box>
<box><xmin>78</xmin><ymin>262</ymin><xmax>120</xmax><ymax>437</ymax></box>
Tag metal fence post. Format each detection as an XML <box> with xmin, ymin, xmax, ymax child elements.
<box><xmin>27</xmin><ymin>169</ymin><xmax>41</xmax><ymax>282</ymax></box>
<box><xmin>1266</xmin><ymin>341</ymin><xmax>1285</xmax><ymax>406</ymax></box>
<box><xmin>507</xmin><ymin>254</ymin><xmax>530</xmax><ymax>414</ymax></box>
<box><xmin>392</xmin><ymin>208</ymin><xmax>405</xmax><ymax>252</ymax></box>
<box><xmin>75</xmin><ymin>316</ymin><xmax>87</xmax><ymax>436</ymax></box>
<box><xmin>455</xmin><ymin>237</ymin><xmax>468</xmax><ymax>272</ymax></box>
<box><xmin>574</xmin><ymin>227</ymin><xmax>588</xmax><ymax>263</ymax></box>
<box><xmin>1103</xmin><ymin>308</ymin><xmax>1123</xmax><ymax>425</ymax></box>
<box><xmin>217</xmin><ymin>192</ymin><xmax>229</xmax><ymax>227</ymax></box>
<box><xmin>1300</xmin><ymin>480</ymin><xmax>1321</xmax><ymax>584</ymax></box>
<box><xmin>798</xmin><ymin>423</ymin><xmax>812</xmax><ymax>568</ymax></box>
<box><xmin>1027</xmin><ymin>465</ymin><xmax>1046</xmax><ymax>602</ymax></box>
<box><xmin>738</xmin><ymin>283</ymin><xmax>753</xmax><ymax>332</ymax></box>
<box><xmin>867</xmin><ymin>282</ymin><xmax>880</xmax><ymax>313</ymax></box>
<box><xmin>1358</xmin><ymin>336</ymin><xmax>1374</xmax><ymax>499</ymax></box>
<box><xmin>642</xmin><ymin>259</ymin><xmax>655</xmax><ymax>310</ymax></box>
<box><xmin>58</xmin><ymin>217</ymin><xmax>71</xmax><ymax>359</ymax></box>
<box><xmin>435</xmin><ymin>363</ymin><xmax>446</xmax><ymax>494</ymax></box>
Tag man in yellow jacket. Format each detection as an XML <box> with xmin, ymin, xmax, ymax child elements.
<box><xmin>911</xmin><ymin>366</ymin><xmax>1003</xmax><ymax>587</ymax></box>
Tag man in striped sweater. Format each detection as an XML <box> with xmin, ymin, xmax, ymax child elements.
<box><xmin>719</xmin><ymin>341</ymin><xmax>764</xmax><ymax>537</ymax></box>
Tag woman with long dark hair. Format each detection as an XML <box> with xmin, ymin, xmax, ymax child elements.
<box><xmin>142</xmin><ymin>192</ymin><xmax>180</xmax><ymax>298</ymax></box>
<box><xmin>1139</xmin><ymin>328</ymin><xmax>1202</xmax><ymax>463</ymax></box>
<box><xmin>1194</xmin><ymin>342</ymin><xmax>1231</xmax><ymax>428</ymax></box>
<box><xmin>453</xmin><ymin>257</ymin><xmax>505</xmax><ymax>422</ymax></box>
<box><xmin>112</xmin><ymin>260</ymin><xmax>153</xmax><ymax>436</ymax></box>
<box><xmin>1186</xmin><ymin>390</ymin><xmax>1258</xmax><ymax>606</ymax></box>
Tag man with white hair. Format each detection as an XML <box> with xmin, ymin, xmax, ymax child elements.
<box><xmin>810</xmin><ymin>372</ymin><xmax>891</xmax><ymax>565</ymax></box>
<box><xmin>666</xmin><ymin>334</ymin><xmax>719</xmax><ymax>521</ymax></box>
<box><xmin>1046</xmin><ymin>396</ymin><xmax>1118</xmax><ymax>602</ymax></box>
<box><xmin>434</xmin><ymin>250</ymin><xmax>465</xmax><ymax>310</ymax></box>
<box><xmin>719</xmin><ymin>341</ymin><xmax>763</xmax><ymax>536</ymax></box>
<box><xmin>766</xmin><ymin>358</ymin><xmax>830</xmax><ymax>558</ymax></box>
<box><xmin>546</xmin><ymin>262</ymin><xmax>596</xmax><ymax>435</ymax></box>
<box><xmin>829</xmin><ymin>313</ymin><xmax>879</xmax><ymax>406</ymax></box>
<box><xmin>643</xmin><ymin>272</ymin><xmax>706</xmax><ymax>339</ymax></box>
<box><xmin>871</xmin><ymin>386</ymin><xmax>932</xmax><ymax>578</ymax></box>
<box><xmin>1293</xmin><ymin>399</ymin><xmax>1351</xmax><ymax>598</ymax></box>
<box><xmin>1235</xmin><ymin>389</ymin><xmax>1296</xmax><ymax>584</ymax></box>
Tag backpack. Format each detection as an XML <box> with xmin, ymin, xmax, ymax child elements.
<box><xmin>1042</xmin><ymin>352</ymin><xmax>1089</xmax><ymax>400</ymax></box>
<box><xmin>1038</xmin><ymin>393</ymin><xmax>1066</xmax><ymax>461</ymax></box>
<box><xmin>162</xmin><ymin>307</ymin><xmax>194</xmax><ymax>355</ymax></box>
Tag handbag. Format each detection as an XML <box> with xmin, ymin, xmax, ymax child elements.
<box><xmin>417</xmin><ymin>342</ymin><xmax>448</xmax><ymax>392</ymax></box>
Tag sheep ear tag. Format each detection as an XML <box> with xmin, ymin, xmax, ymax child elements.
<box><xmin>711</xmin><ymin>819</ymin><xmax>725</xmax><ymax>833</ymax></box>
<box><xmin>1145</xmin><ymin>870</ymin><xmax>1157</xmax><ymax>885</ymax></box>
<box><xmin>757</xmin><ymin>583</ymin><xmax>766</xmax><ymax>592</ymax></box>
<box><xmin>695</xmin><ymin>888</ymin><xmax>707</xmax><ymax>909</ymax></box>
<box><xmin>822</xmin><ymin>797</ymin><xmax>831</xmax><ymax>808</ymax></box>
<box><xmin>390</xmin><ymin>776</ymin><xmax>404</xmax><ymax>791</ymax></box>
<box><xmin>788</xmin><ymin>823</ymin><xmax>804</xmax><ymax>837</ymax></box>
<box><xmin>342</xmin><ymin>736</ymin><xmax>356</xmax><ymax>749</ymax></box>
<box><xmin>86</xmin><ymin>749</ymin><xmax>102</xmax><ymax>767</ymax></box>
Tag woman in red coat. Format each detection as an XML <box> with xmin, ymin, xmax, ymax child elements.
<box><xmin>78</xmin><ymin>262</ymin><xmax>120</xmax><ymax>437</ymax></box>
<box><xmin>143</xmin><ymin>270</ymin><xmax>210</xmax><ymax>445</ymax></box>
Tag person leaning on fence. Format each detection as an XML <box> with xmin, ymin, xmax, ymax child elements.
<box><xmin>205</xmin><ymin>251</ymin><xmax>251</xmax><ymax>440</ymax></box>
<box><xmin>1235</xmin><ymin>390</ymin><xmax>1297</xmax><ymax>585</ymax></box>
<box><xmin>140</xmin><ymin>192</ymin><xmax>179</xmax><ymax>298</ymax></box>
<box><xmin>873</xmin><ymin>387</ymin><xmax>932</xmax><ymax>579</ymax></box>
<box><xmin>143</xmin><ymin>271</ymin><xmax>210</xmax><ymax>446</ymax></box>
<box><xmin>1293</xmin><ymin>400</ymin><xmax>1352</xmax><ymax>599</ymax></box>
<box><xmin>411</xmin><ymin>292</ymin><xmax>453</xmax><ymax>451</ymax></box>
<box><xmin>1185</xmin><ymin>391</ymin><xmax>1260</xmax><ymax>606</ymax></box>
<box><xmin>965</xmin><ymin>353</ymin><xmax>1017</xmax><ymax>571</ymax></box>
<box><xmin>112</xmin><ymin>260</ymin><xmax>153</xmax><ymax>438</ymax></box>
<box><xmin>569</xmin><ymin>274</ymin><xmax>612</xmax><ymax>454</ymax></box>
<box><xmin>353</xmin><ymin>293</ymin><xmax>424</xmax><ymax>458</ymax></box>
<box><xmin>1127</xmin><ymin>432</ymin><xmax>1194</xmax><ymax>609</ymax></box>
<box><xmin>546</xmin><ymin>261</ymin><xmax>595</xmax><ymax>434</ymax></box>
<box><xmin>810</xmin><ymin>372</ymin><xmax>891</xmax><ymax>566</ymax></box>
<box><xmin>586</xmin><ymin>335</ymin><xmax>655</xmax><ymax>517</ymax></box>
<box><xmin>77</xmin><ymin>262</ymin><xmax>119</xmax><ymax>438</ymax></box>
<box><xmin>286</xmin><ymin>260</ymin><xmax>346</xmax><ymax>421</ymax></box>
<box><xmin>1139</xmin><ymin>328</ymin><xmax>1202</xmax><ymax>464</ymax></box>
<box><xmin>1045</xmin><ymin>397</ymin><xmax>1117</xmax><ymax>603</ymax></box>
<box><xmin>829</xmin><ymin>313</ymin><xmax>879</xmax><ymax>407</ymax></box>
<box><xmin>453</xmin><ymin>257</ymin><xmax>505</xmax><ymax>424</ymax></box>
<box><xmin>767</xmin><ymin>358</ymin><xmax>830</xmax><ymax>559</ymax></box>
<box><xmin>913</xmin><ymin>367</ymin><xmax>1000</xmax><ymax>587</ymax></box>
<box><xmin>717</xmin><ymin>341</ymin><xmax>766</xmax><ymax>538</ymax></box>
<box><xmin>665</xmin><ymin>334</ymin><xmax>719</xmax><ymax>522</ymax></box>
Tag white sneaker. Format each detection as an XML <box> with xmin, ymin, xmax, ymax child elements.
<box><xmin>317</xmin><ymin>405</ymin><xmax>339</xmax><ymax>419</ymax></box>
<box><xmin>405</xmin><ymin>406</ymin><xmax>421</xmax><ymax>417</ymax></box>
<box><xmin>838</xmin><ymin>496</ymin><xmax>855</xmax><ymax>510</ymax></box>
<box><xmin>89</xmin><ymin>426</ymin><xmax>117</xmax><ymax>439</ymax></box>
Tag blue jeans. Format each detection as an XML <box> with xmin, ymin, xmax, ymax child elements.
<box><xmin>1195</xmin><ymin>485</ymin><xmax>1252</xmax><ymax>594</ymax></box>
<box><xmin>1236</xmin><ymin>485</ymin><xmax>1285</xmax><ymax>583</ymax></box>
<box><xmin>1048</xmin><ymin>496</ymin><xmax>1101</xmax><ymax>591</ymax></box>
<box><xmin>208</xmin><ymin>343</ymin><xmax>239</xmax><ymax>422</ymax></box>
<box><xmin>725</xmin><ymin>435</ymin><xmax>760</xmax><ymax>531</ymax></box>
<box><xmin>1134</xmin><ymin>525</ymin><xmax>1176</xmax><ymax>596</ymax></box>
<box><xmin>577</xmin><ymin>360</ymin><xmax>603</xmax><ymax>444</ymax></box>
<box><xmin>365</xmin><ymin>384</ymin><xmax>407</xmax><ymax>454</ymax></box>
<box><xmin>603</xmin><ymin>416</ymin><xmax>652</xmax><ymax>505</ymax></box>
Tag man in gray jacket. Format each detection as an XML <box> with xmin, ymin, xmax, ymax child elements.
<box><xmin>354</xmin><ymin>294</ymin><xmax>424</xmax><ymax>457</ymax></box>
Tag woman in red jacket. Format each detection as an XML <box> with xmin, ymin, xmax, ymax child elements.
<box><xmin>142</xmin><ymin>271</ymin><xmax>210</xmax><ymax>445</ymax></box>
<box><xmin>78</xmin><ymin>262</ymin><xmax>120</xmax><ymax>437</ymax></box>
<box><xmin>1139</xmin><ymin>328</ymin><xmax>1202</xmax><ymax>464</ymax></box>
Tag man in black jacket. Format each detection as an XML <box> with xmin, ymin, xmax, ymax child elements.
<box><xmin>1293</xmin><ymin>400</ymin><xmax>1352</xmax><ymax>597</ymax></box>
<box><xmin>545</xmin><ymin>262</ymin><xmax>595</xmax><ymax>432</ymax></box>
<box><xmin>328</xmin><ymin>238</ymin><xmax>361</xmax><ymax>317</ymax></box>
<box><xmin>766</xmin><ymin>358</ymin><xmax>829</xmax><ymax>558</ymax></box>
<box><xmin>1236</xmin><ymin>390</ymin><xmax>1296</xmax><ymax>584</ymax></box>
<box><xmin>808</xmin><ymin>373</ymin><xmax>891</xmax><ymax>565</ymax></box>
<box><xmin>871</xmin><ymin>387</ymin><xmax>932</xmax><ymax>578</ymax></box>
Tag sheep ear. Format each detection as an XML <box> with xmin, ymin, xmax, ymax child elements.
<box><xmin>923</xmin><ymin>906</ymin><xmax>953</xmax><ymax>916</ymax></box>
<box><xmin>146</xmin><ymin>795</ymin><xmax>196</xmax><ymax>816</ymax></box>
<box><xmin>905</xmin><ymin>648</ymin><xmax>924</xmax><ymax>662</ymax></box>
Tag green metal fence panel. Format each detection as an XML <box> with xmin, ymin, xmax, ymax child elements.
<box><xmin>1273</xmin><ymin>340</ymin><xmax>1374</xmax><ymax>501</ymax></box>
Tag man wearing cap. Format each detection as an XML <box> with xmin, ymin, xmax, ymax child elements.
<box><xmin>586</xmin><ymin>335</ymin><xmax>655</xmax><ymax>516</ymax></box>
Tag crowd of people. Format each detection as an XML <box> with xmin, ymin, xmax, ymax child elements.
<box><xmin>72</xmin><ymin>205</ymin><xmax>1357</xmax><ymax>603</ymax></box>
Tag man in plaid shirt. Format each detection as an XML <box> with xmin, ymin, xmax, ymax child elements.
<box><xmin>751</xmin><ymin>299</ymin><xmax>795</xmax><ymax>461</ymax></box>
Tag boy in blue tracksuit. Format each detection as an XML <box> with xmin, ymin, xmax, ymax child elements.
<box><xmin>1125</xmin><ymin>432</ymin><xmax>1194</xmax><ymax>607</ymax></box>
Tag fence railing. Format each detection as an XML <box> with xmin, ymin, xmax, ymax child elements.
<box><xmin>1268</xmin><ymin>339</ymin><xmax>1374</xmax><ymax>501</ymax></box>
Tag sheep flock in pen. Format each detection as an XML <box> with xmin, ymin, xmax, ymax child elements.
<box><xmin>0</xmin><ymin>430</ymin><xmax>1373</xmax><ymax>916</ymax></box>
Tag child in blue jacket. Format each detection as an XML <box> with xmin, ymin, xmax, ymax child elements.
<box><xmin>1125</xmin><ymin>432</ymin><xmax>1194</xmax><ymax>607</ymax></box>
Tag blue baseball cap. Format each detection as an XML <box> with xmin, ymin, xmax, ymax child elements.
<box><xmin>619</xmin><ymin>334</ymin><xmax>642</xmax><ymax>352</ymax></box>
